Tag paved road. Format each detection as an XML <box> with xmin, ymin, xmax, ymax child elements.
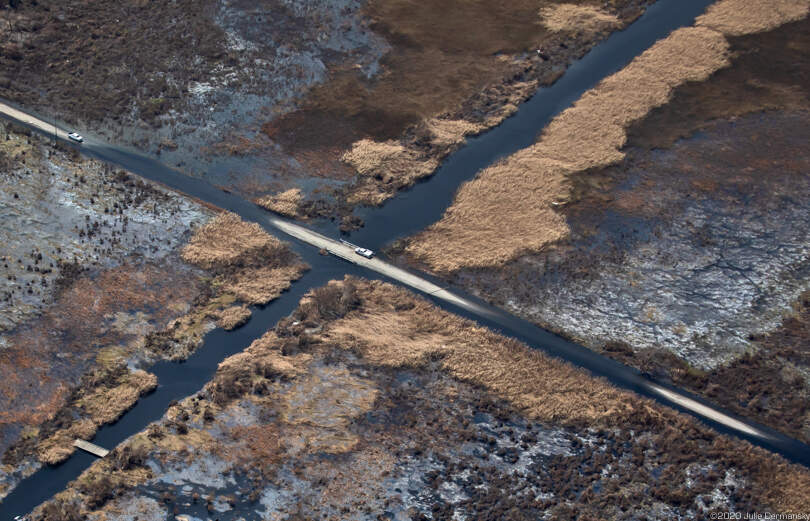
<box><xmin>0</xmin><ymin>101</ymin><xmax>71</xmax><ymax>140</ymax></box>
<box><xmin>2</xmin><ymin>99</ymin><xmax>809</xmax><ymax>467</ymax></box>
<box><xmin>270</xmin><ymin>215</ymin><xmax>776</xmax><ymax>440</ymax></box>
<box><xmin>268</xmin><ymin>217</ymin><xmax>499</xmax><ymax>318</ymax></box>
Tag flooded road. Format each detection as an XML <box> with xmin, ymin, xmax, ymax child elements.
<box><xmin>2</xmin><ymin>0</ymin><xmax>809</xmax><ymax>515</ymax></box>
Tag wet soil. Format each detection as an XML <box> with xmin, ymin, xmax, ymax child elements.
<box><xmin>28</xmin><ymin>278</ymin><xmax>809</xmax><ymax>521</ymax></box>
<box><xmin>0</xmin><ymin>121</ymin><xmax>216</xmax><ymax>499</ymax></box>
<box><xmin>0</xmin><ymin>0</ymin><xmax>652</xmax><ymax>216</ymax></box>
<box><xmin>0</xmin><ymin>122</ymin><xmax>310</xmax><ymax>501</ymax></box>
<box><xmin>441</xmin><ymin>17</ymin><xmax>810</xmax><ymax>444</ymax></box>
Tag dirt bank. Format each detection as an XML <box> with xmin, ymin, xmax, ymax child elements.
<box><xmin>398</xmin><ymin>7</ymin><xmax>810</xmax><ymax>443</ymax></box>
<box><xmin>27</xmin><ymin>277</ymin><xmax>810</xmax><ymax>520</ymax></box>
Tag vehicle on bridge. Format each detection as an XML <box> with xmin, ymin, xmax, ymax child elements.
<box><xmin>67</xmin><ymin>132</ymin><xmax>84</xmax><ymax>143</ymax></box>
<box><xmin>354</xmin><ymin>247</ymin><xmax>374</xmax><ymax>259</ymax></box>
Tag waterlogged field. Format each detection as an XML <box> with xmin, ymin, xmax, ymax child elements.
<box><xmin>29</xmin><ymin>278</ymin><xmax>810</xmax><ymax>520</ymax></box>
<box><xmin>0</xmin><ymin>125</ymin><xmax>306</xmax><ymax>501</ymax></box>
<box><xmin>400</xmin><ymin>0</ymin><xmax>810</xmax><ymax>444</ymax></box>
<box><xmin>0</xmin><ymin>0</ymin><xmax>653</xmax><ymax>223</ymax></box>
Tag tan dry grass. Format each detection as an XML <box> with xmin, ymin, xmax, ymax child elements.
<box><xmin>222</xmin><ymin>265</ymin><xmax>308</xmax><ymax>306</ymax></box>
<box><xmin>181</xmin><ymin>212</ymin><xmax>281</xmax><ymax>270</ymax></box>
<box><xmin>341</xmin><ymin>139</ymin><xmax>439</xmax><ymax>205</ymax></box>
<box><xmin>78</xmin><ymin>370</ymin><xmax>157</xmax><ymax>425</ymax></box>
<box><xmin>407</xmin><ymin>0</ymin><xmax>810</xmax><ymax>272</ymax></box>
<box><xmin>216</xmin><ymin>305</ymin><xmax>251</xmax><ymax>330</ymax></box>
<box><xmin>182</xmin><ymin>211</ymin><xmax>307</xmax><ymax>306</ymax></box>
<box><xmin>755</xmin><ymin>456</ymin><xmax>810</xmax><ymax>513</ymax></box>
<box><xmin>35</xmin><ymin>418</ymin><xmax>99</xmax><ymax>465</ymax></box>
<box><xmin>36</xmin><ymin>431</ymin><xmax>74</xmax><ymax>465</ymax></box>
<box><xmin>256</xmin><ymin>188</ymin><xmax>303</xmax><ymax>218</ymax></box>
<box><xmin>215</xmin><ymin>331</ymin><xmax>311</xmax><ymax>382</ymax></box>
<box><xmin>541</xmin><ymin>4</ymin><xmax>620</xmax><ymax>35</ymax></box>
<box><xmin>316</xmin><ymin>278</ymin><xmax>810</xmax><ymax>511</ymax></box>
<box><xmin>425</xmin><ymin>118</ymin><xmax>484</xmax><ymax>147</ymax></box>
<box><xmin>696</xmin><ymin>0</ymin><xmax>810</xmax><ymax>36</ymax></box>
<box><xmin>319</xmin><ymin>279</ymin><xmax>636</xmax><ymax>424</ymax></box>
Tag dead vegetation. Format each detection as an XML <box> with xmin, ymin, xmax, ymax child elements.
<box><xmin>255</xmin><ymin>188</ymin><xmax>303</xmax><ymax>218</ymax></box>
<box><xmin>25</xmin><ymin>367</ymin><xmax>157</xmax><ymax>466</ymax></box>
<box><xmin>0</xmin><ymin>0</ymin><xmax>227</xmax><ymax>124</ymax></box>
<box><xmin>311</xmin><ymin>278</ymin><xmax>631</xmax><ymax>425</ymax></box>
<box><xmin>390</xmin><ymin>9</ymin><xmax>810</xmax><ymax>466</ymax></box>
<box><xmin>313</xmin><ymin>278</ymin><xmax>810</xmax><ymax>513</ymax></box>
<box><xmin>267</xmin><ymin>0</ymin><xmax>651</xmax><ymax>210</ymax></box>
<box><xmin>696</xmin><ymin>0</ymin><xmax>810</xmax><ymax>36</ymax></box>
<box><xmin>541</xmin><ymin>4</ymin><xmax>621</xmax><ymax>35</ymax></box>
<box><xmin>404</xmin><ymin>0</ymin><xmax>808</xmax><ymax>273</ymax></box>
<box><xmin>76</xmin><ymin>370</ymin><xmax>157</xmax><ymax>425</ymax></box>
<box><xmin>405</xmin><ymin>24</ymin><xmax>731</xmax><ymax>272</ymax></box>
<box><xmin>341</xmin><ymin>139</ymin><xmax>440</xmax><ymax>205</ymax></box>
<box><xmin>27</xmin><ymin>277</ymin><xmax>810</xmax><ymax>518</ymax></box>
<box><xmin>626</xmin><ymin>15</ymin><xmax>810</xmax><ymax>150</ymax></box>
<box><xmin>181</xmin><ymin>212</ymin><xmax>308</xmax><ymax>305</ymax></box>
<box><xmin>545</xmin><ymin>13</ymin><xmax>810</xmax><ymax>443</ymax></box>
<box><xmin>215</xmin><ymin>305</ymin><xmax>251</xmax><ymax>331</ymax></box>
<box><xmin>180</xmin><ymin>213</ymin><xmax>281</xmax><ymax>271</ymax></box>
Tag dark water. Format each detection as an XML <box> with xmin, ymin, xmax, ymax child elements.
<box><xmin>3</xmin><ymin>0</ymin><xmax>810</xmax><ymax>516</ymax></box>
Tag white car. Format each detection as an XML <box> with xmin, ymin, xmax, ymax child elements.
<box><xmin>354</xmin><ymin>247</ymin><xmax>374</xmax><ymax>259</ymax></box>
<box><xmin>67</xmin><ymin>132</ymin><xmax>84</xmax><ymax>143</ymax></box>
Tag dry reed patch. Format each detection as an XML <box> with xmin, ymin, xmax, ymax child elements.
<box><xmin>36</xmin><ymin>431</ymin><xmax>77</xmax><ymax>466</ymax></box>
<box><xmin>181</xmin><ymin>212</ymin><xmax>281</xmax><ymax>270</ymax></box>
<box><xmin>320</xmin><ymin>279</ymin><xmax>635</xmax><ymax>425</ymax></box>
<box><xmin>696</xmin><ymin>0</ymin><xmax>810</xmax><ymax>36</ymax></box>
<box><xmin>77</xmin><ymin>370</ymin><xmax>157</xmax><ymax>425</ymax></box>
<box><xmin>227</xmin><ymin>423</ymin><xmax>282</xmax><ymax>469</ymax></box>
<box><xmin>222</xmin><ymin>265</ymin><xmax>308</xmax><ymax>306</ymax></box>
<box><xmin>754</xmin><ymin>456</ymin><xmax>810</xmax><ymax>513</ymax></box>
<box><xmin>426</xmin><ymin>118</ymin><xmax>484</xmax><ymax>147</ymax></box>
<box><xmin>35</xmin><ymin>370</ymin><xmax>155</xmax><ymax>465</ymax></box>
<box><xmin>541</xmin><ymin>4</ymin><xmax>621</xmax><ymax>35</ymax></box>
<box><xmin>256</xmin><ymin>188</ymin><xmax>303</xmax><ymax>218</ymax></box>
<box><xmin>216</xmin><ymin>305</ymin><xmax>251</xmax><ymax>330</ymax></box>
<box><xmin>314</xmin><ymin>278</ymin><xmax>810</xmax><ymax>511</ymax></box>
<box><xmin>207</xmin><ymin>331</ymin><xmax>312</xmax><ymax>405</ymax></box>
<box><xmin>341</xmin><ymin>139</ymin><xmax>438</xmax><ymax>205</ymax></box>
<box><xmin>35</xmin><ymin>419</ymin><xmax>98</xmax><ymax>464</ymax></box>
<box><xmin>181</xmin><ymin>211</ymin><xmax>308</xmax><ymax>305</ymax></box>
<box><xmin>405</xmin><ymin>24</ymin><xmax>732</xmax><ymax>272</ymax></box>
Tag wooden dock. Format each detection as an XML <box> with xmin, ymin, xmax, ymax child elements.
<box><xmin>73</xmin><ymin>439</ymin><xmax>110</xmax><ymax>458</ymax></box>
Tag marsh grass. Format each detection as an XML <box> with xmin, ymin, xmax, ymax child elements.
<box><xmin>255</xmin><ymin>188</ymin><xmax>303</xmax><ymax>218</ymax></box>
<box><xmin>405</xmin><ymin>0</ymin><xmax>807</xmax><ymax>273</ymax></box>
<box><xmin>181</xmin><ymin>212</ymin><xmax>308</xmax><ymax>306</ymax></box>
<box><xmin>540</xmin><ymin>4</ymin><xmax>620</xmax><ymax>35</ymax></box>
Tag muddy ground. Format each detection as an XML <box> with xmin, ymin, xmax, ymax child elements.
<box><xmin>0</xmin><ymin>0</ymin><xmax>652</xmax><ymax>220</ymax></box>
<box><xmin>28</xmin><ymin>278</ymin><xmax>810</xmax><ymax>521</ymax></box>
<box><xmin>0</xmin><ymin>122</ymin><xmax>306</xmax><ymax>500</ymax></box>
<box><xmin>426</xmin><ymin>17</ymin><xmax>810</xmax><ymax>443</ymax></box>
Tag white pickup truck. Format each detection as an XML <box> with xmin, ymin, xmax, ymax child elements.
<box><xmin>354</xmin><ymin>247</ymin><xmax>374</xmax><ymax>259</ymax></box>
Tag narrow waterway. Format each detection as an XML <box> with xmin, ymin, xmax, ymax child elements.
<box><xmin>3</xmin><ymin>0</ymin><xmax>809</xmax><ymax>516</ymax></box>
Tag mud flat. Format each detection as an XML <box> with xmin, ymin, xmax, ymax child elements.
<box><xmin>0</xmin><ymin>0</ymin><xmax>654</xmax><ymax>221</ymax></box>
<box><xmin>23</xmin><ymin>277</ymin><xmax>810</xmax><ymax>520</ymax></box>
<box><xmin>0</xmin><ymin>123</ymin><xmax>306</xmax><ymax>501</ymax></box>
<box><xmin>398</xmin><ymin>2</ymin><xmax>810</xmax><ymax>443</ymax></box>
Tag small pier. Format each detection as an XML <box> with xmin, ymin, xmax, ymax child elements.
<box><xmin>73</xmin><ymin>439</ymin><xmax>110</xmax><ymax>458</ymax></box>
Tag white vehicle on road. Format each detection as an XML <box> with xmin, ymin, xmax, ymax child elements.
<box><xmin>354</xmin><ymin>247</ymin><xmax>374</xmax><ymax>259</ymax></box>
<box><xmin>67</xmin><ymin>132</ymin><xmax>84</xmax><ymax>143</ymax></box>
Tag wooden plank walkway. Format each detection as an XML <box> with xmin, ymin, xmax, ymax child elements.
<box><xmin>73</xmin><ymin>439</ymin><xmax>110</xmax><ymax>458</ymax></box>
